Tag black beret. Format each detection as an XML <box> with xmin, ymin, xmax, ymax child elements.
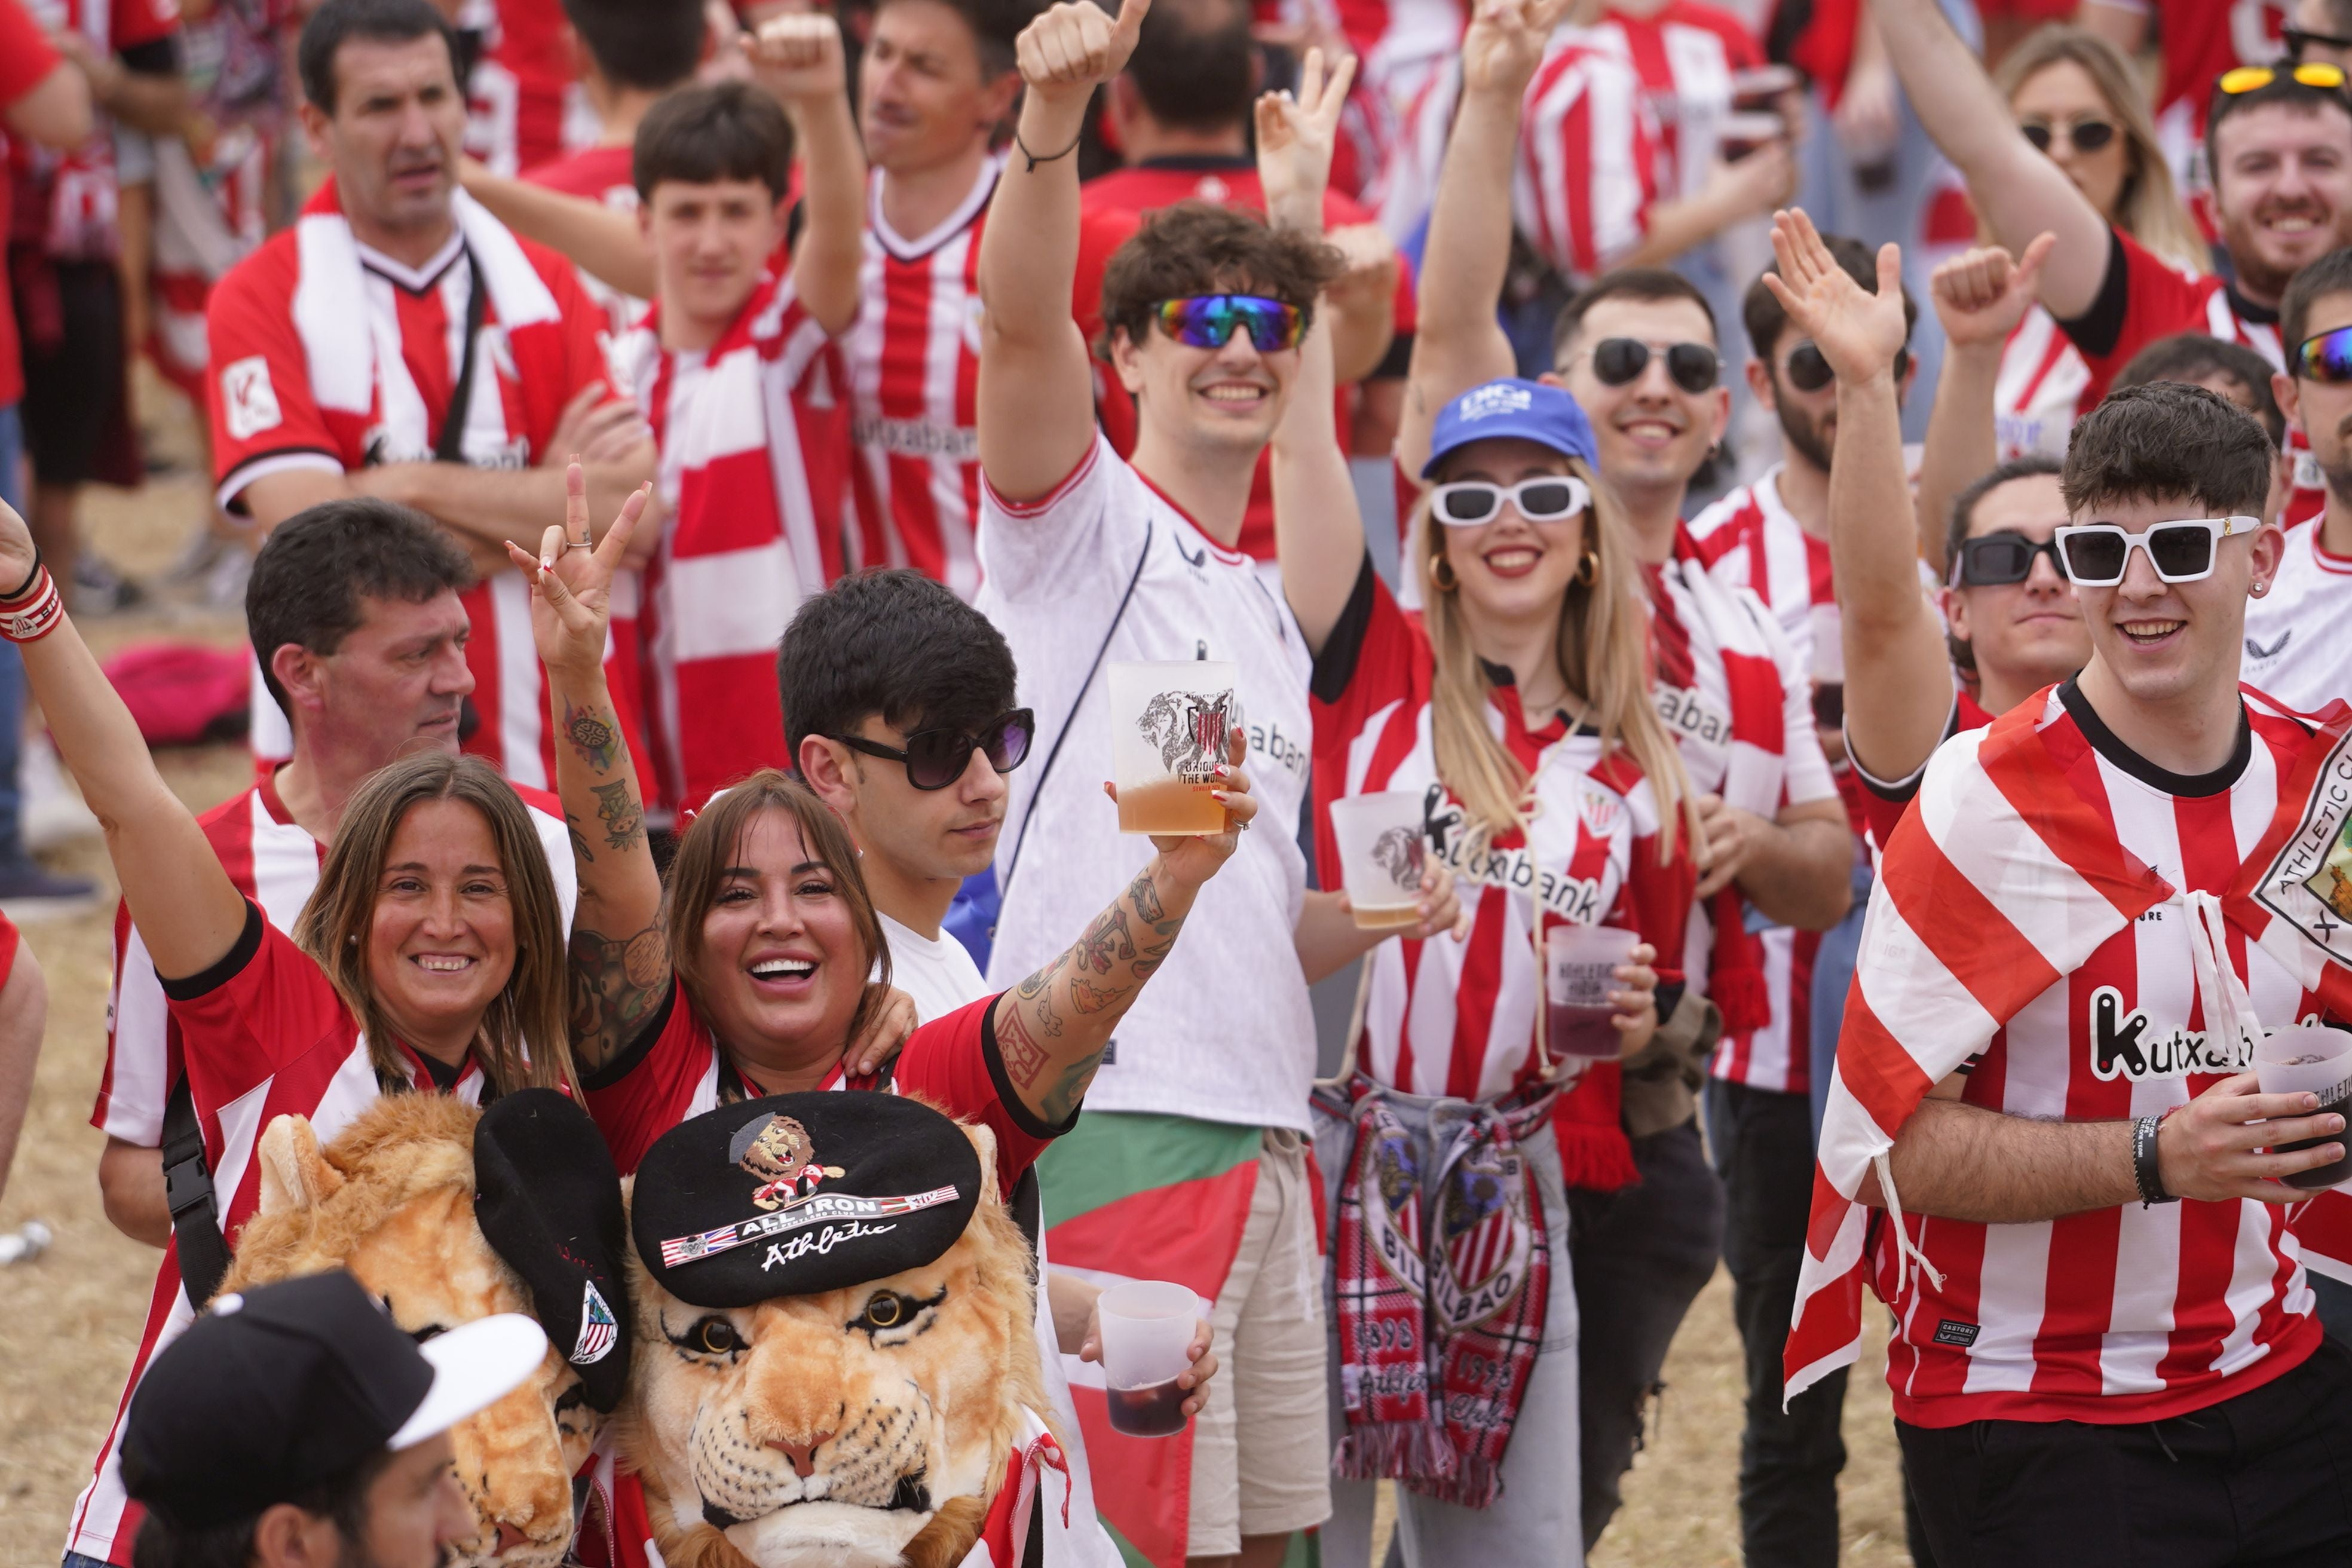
<box><xmin>473</xmin><ymin>1089</ymin><xmax>632</xmax><ymax>1411</ymax></box>
<box><xmin>632</xmin><ymin>1093</ymin><xmax>982</xmax><ymax>1309</ymax></box>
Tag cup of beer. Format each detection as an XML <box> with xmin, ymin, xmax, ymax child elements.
<box><xmin>2257</xmin><ymin>1023</ymin><xmax>2352</xmax><ymax>1190</ymax></box>
<box><xmin>1544</xmin><ymin>924</ymin><xmax>1641</xmax><ymax>1058</ymax></box>
<box><xmin>1108</xmin><ymin>661</ymin><xmax>1241</xmax><ymax>835</ymax></box>
<box><xmin>1097</xmin><ymin>1281</ymin><xmax>1201</xmax><ymax>1437</ymax></box>
<box><xmin>1330</xmin><ymin>791</ymin><xmax>1431</xmax><ymax>931</ymax></box>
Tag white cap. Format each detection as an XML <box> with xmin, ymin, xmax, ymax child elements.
<box><xmin>388</xmin><ymin>1312</ymin><xmax>549</xmax><ymax>1450</ymax></box>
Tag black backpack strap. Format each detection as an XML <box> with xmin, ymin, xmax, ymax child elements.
<box><xmin>996</xmin><ymin>520</ymin><xmax>1152</xmax><ymax>923</ymax></box>
<box><xmin>432</xmin><ymin>247</ymin><xmax>488</xmax><ymax>466</ymax></box>
<box><xmin>161</xmin><ymin>1074</ymin><xmax>232</xmax><ymax>1309</ymax></box>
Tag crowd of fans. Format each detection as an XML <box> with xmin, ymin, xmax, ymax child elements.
<box><xmin>6</xmin><ymin>0</ymin><xmax>2352</xmax><ymax>1563</ymax></box>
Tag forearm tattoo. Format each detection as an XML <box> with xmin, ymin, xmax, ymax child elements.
<box><xmin>565</xmin><ymin>812</ymin><xmax>595</xmax><ymax>866</ymax></box>
<box><xmin>1000</xmin><ymin>865</ymin><xmax>1186</xmax><ymax>1118</ymax></box>
<box><xmin>591</xmin><ymin>779</ymin><xmax>644</xmax><ymax>852</ymax></box>
<box><xmin>563</xmin><ymin>701</ymin><xmax>624</xmax><ymax>773</ymax></box>
<box><xmin>568</xmin><ymin>923</ymin><xmax>671</xmax><ymax>1070</ymax></box>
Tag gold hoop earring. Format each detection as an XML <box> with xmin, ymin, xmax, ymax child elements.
<box><xmin>1575</xmin><ymin>549</ymin><xmax>1598</xmax><ymax>587</ymax></box>
<box><xmin>1431</xmin><ymin>555</ymin><xmax>1458</xmax><ymax>593</ymax></box>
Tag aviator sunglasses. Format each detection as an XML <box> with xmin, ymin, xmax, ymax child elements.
<box><xmin>1152</xmin><ymin>295</ymin><xmax>1304</xmax><ymax>353</ymax></box>
<box><xmin>1785</xmin><ymin>339</ymin><xmax>1909</xmax><ymax>393</ymax></box>
<box><xmin>1429</xmin><ymin>475</ymin><xmax>1592</xmax><ymax>526</ymax></box>
<box><xmin>2019</xmin><ymin>116</ymin><xmax>2117</xmax><ymax>155</ymax></box>
<box><xmin>2053</xmin><ymin>516</ymin><xmax>2262</xmax><ymax>586</ymax></box>
<box><xmin>1586</xmin><ymin>338</ymin><xmax>1722</xmax><ymax>394</ymax></box>
<box><xmin>829</xmin><ymin>709</ymin><xmax>1035</xmax><ymax>790</ymax></box>
<box><xmin>1950</xmin><ymin>531</ymin><xmax>2066</xmax><ymax>587</ymax></box>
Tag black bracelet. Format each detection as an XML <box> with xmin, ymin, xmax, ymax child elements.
<box><xmin>2133</xmin><ymin>1113</ymin><xmax>2177</xmax><ymax>1206</ymax></box>
<box><xmin>1012</xmin><ymin>122</ymin><xmax>1083</xmax><ymax>173</ymax></box>
<box><xmin>0</xmin><ymin>549</ymin><xmax>41</xmax><ymax>604</ymax></box>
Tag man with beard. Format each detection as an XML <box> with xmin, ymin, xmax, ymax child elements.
<box><xmin>1876</xmin><ymin>0</ymin><xmax>2352</xmax><ymax>526</ymax></box>
<box><xmin>1400</xmin><ymin>0</ymin><xmax>1853</xmax><ymax>1546</ymax></box>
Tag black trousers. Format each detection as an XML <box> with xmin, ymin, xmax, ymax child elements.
<box><xmin>1567</xmin><ymin>1116</ymin><xmax>1725</xmax><ymax>1551</ymax></box>
<box><xmin>1900</xmin><ymin>1337</ymin><xmax>2352</xmax><ymax>1568</ymax></box>
<box><xmin>1708</xmin><ymin>1078</ymin><xmax>1848</xmax><ymax>1568</ymax></box>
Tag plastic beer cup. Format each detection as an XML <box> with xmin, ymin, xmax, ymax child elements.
<box><xmin>1329</xmin><ymin>791</ymin><xmax>1429</xmax><ymax>930</ymax></box>
<box><xmin>1097</xmin><ymin>1281</ymin><xmax>1200</xmax><ymax>1437</ymax></box>
<box><xmin>1107</xmin><ymin>661</ymin><xmax>1240</xmax><ymax>835</ymax></box>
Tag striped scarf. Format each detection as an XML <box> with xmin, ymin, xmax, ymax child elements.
<box><xmin>1786</xmin><ymin>688</ymin><xmax>2352</xmax><ymax>1407</ymax></box>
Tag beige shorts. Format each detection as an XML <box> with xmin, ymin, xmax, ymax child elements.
<box><xmin>1187</xmin><ymin>1128</ymin><xmax>1334</xmax><ymax>1555</ymax></box>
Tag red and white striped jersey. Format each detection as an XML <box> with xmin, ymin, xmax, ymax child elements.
<box><xmin>1575</xmin><ymin>1</ymin><xmax>1761</xmax><ymax>199</ymax></box>
<box><xmin>66</xmin><ymin>909</ymin><xmax>493</xmax><ymax>1564</ymax></box>
<box><xmin>465</xmin><ymin>0</ymin><xmax>594</xmax><ymax>177</ymax></box>
<box><xmin>843</xmin><ymin>161</ymin><xmax>997</xmax><ymax>602</ymax></box>
<box><xmin>1309</xmin><ymin>564</ymin><xmax>1695</xmax><ymax>1100</ymax></box>
<box><xmin>1648</xmin><ymin>533</ymin><xmax>1839</xmax><ymax>1095</ymax></box>
<box><xmin>206</xmin><ymin>182</ymin><xmax>658</xmax><ymax>800</ymax></box>
<box><xmin>617</xmin><ymin>265</ymin><xmax>852</xmax><ymax>811</ymax></box>
<box><xmin>92</xmin><ymin>772</ymin><xmax>575</xmax><ymax>1147</ymax></box>
<box><xmin>2069</xmin><ymin>226</ymin><xmax>2320</xmax><ymax>525</ymax></box>
<box><xmin>1993</xmin><ymin>307</ymin><xmax>2090</xmax><ymax>461</ymax></box>
<box><xmin>1790</xmin><ymin>682</ymin><xmax>2352</xmax><ymax>1428</ymax></box>
<box><xmin>2241</xmin><ymin>522</ymin><xmax>2352</xmax><ymax>714</ymax></box>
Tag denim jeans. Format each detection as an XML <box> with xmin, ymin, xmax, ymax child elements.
<box><xmin>1808</xmin><ymin>857</ymin><xmax>1875</xmax><ymax>1141</ymax></box>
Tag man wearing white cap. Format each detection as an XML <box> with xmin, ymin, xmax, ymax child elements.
<box><xmin>115</xmin><ymin>1269</ymin><xmax>547</xmax><ymax>1568</ymax></box>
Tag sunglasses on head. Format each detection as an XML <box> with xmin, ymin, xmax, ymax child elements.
<box><xmin>2295</xmin><ymin>324</ymin><xmax>2352</xmax><ymax>382</ymax></box>
<box><xmin>1429</xmin><ymin>475</ymin><xmax>1592</xmax><ymax>526</ymax></box>
<box><xmin>1152</xmin><ymin>295</ymin><xmax>1304</xmax><ymax>353</ymax></box>
<box><xmin>2216</xmin><ymin>60</ymin><xmax>2350</xmax><ymax>97</ymax></box>
<box><xmin>2019</xmin><ymin>117</ymin><xmax>2117</xmax><ymax>155</ymax></box>
<box><xmin>829</xmin><ymin>709</ymin><xmax>1035</xmax><ymax>791</ymax></box>
<box><xmin>1784</xmin><ymin>339</ymin><xmax>1909</xmax><ymax>394</ymax></box>
<box><xmin>2052</xmin><ymin>516</ymin><xmax>2262</xmax><ymax>586</ymax></box>
<box><xmin>1951</xmin><ymin>531</ymin><xmax>2066</xmax><ymax>586</ymax></box>
<box><xmin>1587</xmin><ymin>337</ymin><xmax>1722</xmax><ymax>394</ymax></box>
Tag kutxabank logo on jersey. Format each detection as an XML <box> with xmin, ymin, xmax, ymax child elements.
<box><xmin>2256</xmin><ymin>727</ymin><xmax>2352</xmax><ymax>957</ymax></box>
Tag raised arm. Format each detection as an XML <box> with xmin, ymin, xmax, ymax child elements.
<box><xmin>987</xmin><ymin>729</ymin><xmax>1259</xmax><ymax>1125</ymax></box>
<box><xmin>1398</xmin><ymin>0</ymin><xmax>1564</xmax><ymax>477</ymax></box>
<box><xmin>976</xmin><ymin>0</ymin><xmax>1150</xmax><ymax>503</ymax></box>
<box><xmin>0</xmin><ymin>503</ymin><xmax>246</xmax><ymax>979</ymax></box>
<box><xmin>749</xmin><ymin>13</ymin><xmax>867</xmax><ymax>336</ymax></box>
<box><xmin>1915</xmin><ymin>236</ymin><xmax>2054</xmax><ymax>573</ymax></box>
<box><xmin>1758</xmin><ymin>210</ymin><xmax>1956</xmax><ymax>792</ymax></box>
<box><xmin>503</xmin><ymin>466</ymin><xmax>665</xmax><ymax>1076</ymax></box>
<box><xmin>1872</xmin><ymin>0</ymin><xmax>2110</xmax><ymax>318</ymax></box>
<box><xmin>458</xmin><ymin>164</ymin><xmax>656</xmax><ymax>301</ymax></box>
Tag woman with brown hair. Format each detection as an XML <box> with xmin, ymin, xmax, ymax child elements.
<box><xmin>515</xmin><ymin>468</ymin><xmax>1258</xmax><ymax>1201</ymax></box>
<box><xmin>1982</xmin><ymin>23</ymin><xmax>2207</xmax><ymax>459</ymax></box>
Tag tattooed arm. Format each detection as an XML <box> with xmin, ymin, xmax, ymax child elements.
<box><xmin>506</xmin><ymin>466</ymin><xmax>670</xmax><ymax>1077</ymax></box>
<box><xmin>986</xmin><ymin>726</ymin><xmax>1259</xmax><ymax>1125</ymax></box>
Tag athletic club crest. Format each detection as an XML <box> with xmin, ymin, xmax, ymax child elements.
<box><xmin>730</xmin><ymin>1113</ymin><xmax>846</xmax><ymax>1212</ymax></box>
<box><xmin>1431</xmin><ymin>1143</ymin><xmax>1535</xmax><ymax>1333</ymax></box>
<box><xmin>1371</xmin><ymin>825</ymin><xmax>1425</xmax><ymax>891</ymax></box>
<box><xmin>2256</xmin><ymin>727</ymin><xmax>2352</xmax><ymax>957</ymax></box>
<box><xmin>572</xmin><ymin>1281</ymin><xmax>618</xmax><ymax>1365</ymax></box>
<box><xmin>1575</xmin><ymin>786</ymin><xmax>1622</xmax><ymax>839</ymax></box>
<box><xmin>1137</xmin><ymin>688</ymin><xmax>1240</xmax><ymax>780</ymax></box>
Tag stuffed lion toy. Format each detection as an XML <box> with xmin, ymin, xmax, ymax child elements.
<box><xmin>607</xmin><ymin>1091</ymin><xmax>1061</xmax><ymax>1568</ymax></box>
<box><xmin>221</xmin><ymin>1089</ymin><xmax>633</xmax><ymax>1566</ymax></box>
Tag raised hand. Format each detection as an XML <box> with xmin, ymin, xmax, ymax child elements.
<box><xmin>749</xmin><ymin>11</ymin><xmax>849</xmax><ymax>108</ymax></box>
<box><xmin>1759</xmin><ymin>207</ymin><xmax>1907</xmax><ymax>386</ymax></box>
<box><xmin>503</xmin><ymin>459</ymin><xmax>651</xmax><ymax>686</ymax></box>
<box><xmin>1102</xmin><ymin>725</ymin><xmax>1260</xmax><ymax>889</ymax></box>
<box><xmin>1460</xmin><ymin>0</ymin><xmax>1573</xmax><ymax>100</ymax></box>
<box><xmin>1931</xmin><ymin>232</ymin><xmax>2056</xmax><ymax>351</ymax></box>
<box><xmin>1014</xmin><ymin>0</ymin><xmax>1152</xmax><ymax>105</ymax></box>
<box><xmin>1254</xmin><ymin>47</ymin><xmax>1359</xmax><ymax>225</ymax></box>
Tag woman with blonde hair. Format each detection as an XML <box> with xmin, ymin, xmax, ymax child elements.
<box><xmin>1984</xmin><ymin>23</ymin><xmax>2208</xmax><ymax>457</ymax></box>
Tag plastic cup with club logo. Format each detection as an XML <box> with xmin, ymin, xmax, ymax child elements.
<box><xmin>1544</xmin><ymin>924</ymin><xmax>1641</xmax><ymax>1058</ymax></box>
<box><xmin>1330</xmin><ymin>791</ymin><xmax>1431</xmax><ymax>931</ymax></box>
<box><xmin>2258</xmin><ymin>1023</ymin><xmax>2352</xmax><ymax>1190</ymax></box>
<box><xmin>1108</xmin><ymin>660</ymin><xmax>1241</xmax><ymax>835</ymax></box>
<box><xmin>1097</xmin><ymin>1281</ymin><xmax>1201</xmax><ymax>1437</ymax></box>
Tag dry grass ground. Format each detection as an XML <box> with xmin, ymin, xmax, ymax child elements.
<box><xmin>0</xmin><ymin>373</ymin><xmax>1916</xmax><ymax>1566</ymax></box>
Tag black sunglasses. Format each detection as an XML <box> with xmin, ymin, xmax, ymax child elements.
<box><xmin>1589</xmin><ymin>337</ymin><xmax>1722</xmax><ymax>394</ymax></box>
<box><xmin>1951</xmin><ymin>531</ymin><xmax>2064</xmax><ymax>587</ymax></box>
<box><xmin>830</xmin><ymin>709</ymin><xmax>1034</xmax><ymax>790</ymax></box>
<box><xmin>2287</xmin><ymin>24</ymin><xmax>2352</xmax><ymax>59</ymax></box>
<box><xmin>1784</xmin><ymin>339</ymin><xmax>1909</xmax><ymax>393</ymax></box>
<box><xmin>2020</xmin><ymin>117</ymin><xmax>2117</xmax><ymax>155</ymax></box>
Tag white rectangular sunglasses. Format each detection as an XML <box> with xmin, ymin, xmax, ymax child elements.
<box><xmin>2051</xmin><ymin>515</ymin><xmax>2262</xmax><ymax>586</ymax></box>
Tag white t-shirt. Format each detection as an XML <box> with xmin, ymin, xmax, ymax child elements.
<box><xmin>874</xmin><ymin>910</ymin><xmax>1122</xmax><ymax>1568</ymax></box>
<box><xmin>976</xmin><ymin>434</ymin><xmax>1316</xmax><ymax>1132</ymax></box>
<box><xmin>2241</xmin><ymin>523</ymin><xmax>2352</xmax><ymax>714</ymax></box>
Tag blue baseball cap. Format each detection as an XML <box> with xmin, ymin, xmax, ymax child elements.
<box><xmin>1422</xmin><ymin>378</ymin><xmax>1600</xmax><ymax>479</ymax></box>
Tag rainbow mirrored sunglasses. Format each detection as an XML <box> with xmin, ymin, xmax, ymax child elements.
<box><xmin>2294</xmin><ymin>324</ymin><xmax>2352</xmax><ymax>382</ymax></box>
<box><xmin>1151</xmin><ymin>295</ymin><xmax>1305</xmax><ymax>353</ymax></box>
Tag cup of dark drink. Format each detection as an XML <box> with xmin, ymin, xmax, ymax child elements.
<box><xmin>1716</xmin><ymin>111</ymin><xmax>1787</xmax><ymax>162</ymax></box>
<box><xmin>1728</xmin><ymin>63</ymin><xmax>1800</xmax><ymax>113</ymax></box>
<box><xmin>1098</xmin><ymin>1281</ymin><xmax>1200</xmax><ymax>1437</ymax></box>
<box><xmin>1544</xmin><ymin>924</ymin><xmax>1640</xmax><ymax>1058</ymax></box>
<box><xmin>2256</xmin><ymin>1023</ymin><xmax>2352</xmax><ymax>1190</ymax></box>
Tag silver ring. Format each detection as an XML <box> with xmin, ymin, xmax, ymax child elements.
<box><xmin>565</xmin><ymin>539</ymin><xmax>593</xmax><ymax>551</ymax></box>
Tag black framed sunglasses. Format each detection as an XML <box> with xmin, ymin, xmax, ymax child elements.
<box><xmin>2020</xmin><ymin>117</ymin><xmax>2117</xmax><ymax>155</ymax></box>
<box><xmin>1784</xmin><ymin>339</ymin><xmax>1909</xmax><ymax>393</ymax></box>
<box><xmin>1950</xmin><ymin>531</ymin><xmax>2065</xmax><ymax>586</ymax></box>
<box><xmin>1588</xmin><ymin>337</ymin><xmax>1723</xmax><ymax>393</ymax></box>
<box><xmin>2286</xmin><ymin>24</ymin><xmax>2352</xmax><ymax>59</ymax></box>
<box><xmin>829</xmin><ymin>709</ymin><xmax>1035</xmax><ymax>789</ymax></box>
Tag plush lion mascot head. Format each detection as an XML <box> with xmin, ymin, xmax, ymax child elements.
<box><xmin>619</xmin><ymin>1092</ymin><xmax>1049</xmax><ymax>1568</ymax></box>
<box><xmin>223</xmin><ymin>1089</ymin><xmax>632</xmax><ymax>1566</ymax></box>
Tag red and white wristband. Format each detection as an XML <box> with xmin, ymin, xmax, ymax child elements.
<box><xmin>0</xmin><ymin>558</ymin><xmax>64</xmax><ymax>644</ymax></box>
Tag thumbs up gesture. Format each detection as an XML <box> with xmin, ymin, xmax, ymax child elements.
<box><xmin>1015</xmin><ymin>0</ymin><xmax>1153</xmax><ymax>105</ymax></box>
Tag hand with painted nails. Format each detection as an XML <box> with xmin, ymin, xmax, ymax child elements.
<box><xmin>1102</xmin><ymin>724</ymin><xmax>1258</xmax><ymax>892</ymax></box>
<box><xmin>504</xmin><ymin>458</ymin><xmax>652</xmax><ymax>686</ymax></box>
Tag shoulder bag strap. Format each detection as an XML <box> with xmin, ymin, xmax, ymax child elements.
<box><xmin>161</xmin><ymin>1074</ymin><xmax>234</xmax><ymax>1309</ymax></box>
<box><xmin>433</xmin><ymin>246</ymin><xmax>489</xmax><ymax>466</ymax></box>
